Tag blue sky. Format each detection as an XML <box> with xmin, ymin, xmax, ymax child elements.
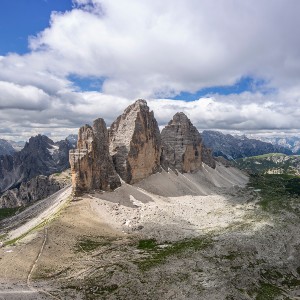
<box><xmin>172</xmin><ymin>77</ymin><xmax>273</xmax><ymax>101</ymax></box>
<box><xmin>0</xmin><ymin>0</ymin><xmax>73</xmax><ymax>54</ymax></box>
<box><xmin>0</xmin><ymin>0</ymin><xmax>299</xmax><ymax>140</ymax></box>
<box><xmin>0</xmin><ymin>0</ymin><xmax>259</xmax><ymax>98</ymax></box>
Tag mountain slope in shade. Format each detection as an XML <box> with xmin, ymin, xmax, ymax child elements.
<box><xmin>202</xmin><ymin>130</ymin><xmax>292</xmax><ymax>160</ymax></box>
<box><xmin>0</xmin><ymin>134</ymin><xmax>75</xmax><ymax>194</ymax></box>
<box><xmin>0</xmin><ymin>139</ymin><xmax>16</xmax><ymax>156</ymax></box>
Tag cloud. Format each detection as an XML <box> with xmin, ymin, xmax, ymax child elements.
<box><xmin>27</xmin><ymin>0</ymin><xmax>300</xmax><ymax>97</ymax></box>
<box><xmin>150</xmin><ymin>92</ymin><xmax>300</xmax><ymax>131</ymax></box>
<box><xmin>1</xmin><ymin>89</ymin><xmax>300</xmax><ymax>142</ymax></box>
<box><xmin>0</xmin><ymin>81</ymin><xmax>51</xmax><ymax>110</ymax></box>
<box><xmin>1</xmin><ymin>0</ymin><xmax>300</xmax><ymax>140</ymax></box>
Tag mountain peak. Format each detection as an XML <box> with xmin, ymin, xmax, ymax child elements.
<box><xmin>109</xmin><ymin>99</ymin><xmax>161</xmax><ymax>184</ymax></box>
<box><xmin>169</xmin><ymin>112</ymin><xmax>190</xmax><ymax>125</ymax></box>
<box><xmin>134</xmin><ymin>99</ymin><xmax>148</xmax><ymax>107</ymax></box>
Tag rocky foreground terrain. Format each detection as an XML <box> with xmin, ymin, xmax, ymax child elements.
<box><xmin>0</xmin><ymin>164</ymin><xmax>299</xmax><ymax>300</ymax></box>
<box><xmin>0</xmin><ymin>100</ymin><xmax>299</xmax><ymax>299</ymax></box>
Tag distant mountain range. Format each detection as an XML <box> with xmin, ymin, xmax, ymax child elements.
<box><xmin>0</xmin><ymin>134</ymin><xmax>76</xmax><ymax>194</ymax></box>
<box><xmin>0</xmin><ymin>139</ymin><xmax>16</xmax><ymax>156</ymax></box>
<box><xmin>252</xmin><ymin>136</ymin><xmax>300</xmax><ymax>154</ymax></box>
<box><xmin>202</xmin><ymin>130</ymin><xmax>292</xmax><ymax>160</ymax></box>
<box><xmin>0</xmin><ymin>139</ymin><xmax>26</xmax><ymax>156</ymax></box>
<box><xmin>7</xmin><ymin>140</ymin><xmax>26</xmax><ymax>152</ymax></box>
<box><xmin>1</xmin><ymin>128</ymin><xmax>299</xmax><ymax>196</ymax></box>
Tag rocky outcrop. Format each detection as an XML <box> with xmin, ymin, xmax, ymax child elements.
<box><xmin>201</xmin><ymin>147</ymin><xmax>216</xmax><ymax>169</ymax></box>
<box><xmin>0</xmin><ymin>135</ymin><xmax>75</xmax><ymax>194</ymax></box>
<box><xmin>161</xmin><ymin>112</ymin><xmax>216</xmax><ymax>173</ymax></box>
<box><xmin>69</xmin><ymin>118</ymin><xmax>121</xmax><ymax>195</ymax></box>
<box><xmin>161</xmin><ymin>112</ymin><xmax>203</xmax><ymax>173</ymax></box>
<box><xmin>109</xmin><ymin>100</ymin><xmax>161</xmax><ymax>184</ymax></box>
<box><xmin>0</xmin><ymin>173</ymin><xmax>69</xmax><ymax>208</ymax></box>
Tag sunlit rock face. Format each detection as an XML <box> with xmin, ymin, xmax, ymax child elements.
<box><xmin>109</xmin><ymin>99</ymin><xmax>161</xmax><ymax>184</ymax></box>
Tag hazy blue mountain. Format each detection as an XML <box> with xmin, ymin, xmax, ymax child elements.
<box><xmin>0</xmin><ymin>139</ymin><xmax>16</xmax><ymax>156</ymax></box>
<box><xmin>202</xmin><ymin>130</ymin><xmax>292</xmax><ymax>160</ymax></box>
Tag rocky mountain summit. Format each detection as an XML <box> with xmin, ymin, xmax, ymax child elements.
<box><xmin>70</xmin><ymin>100</ymin><xmax>215</xmax><ymax>195</ymax></box>
<box><xmin>109</xmin><ymin>100</ymin><xmax>161</xmax><ymax>184</ymax></box>
<box><xmin>202</xmin><ymin>130</ymin><xmax>292</xmax><ymax>160</ymax></box>
<box><xmin>161</xmin><ymin>112</ymin><xmax>215</xmax><ymax>172</ymax></box>
<box><xmin>0</xmin><ymin>134</ymin><xmax>75</xmax><ymax>194</ymax></box>
<box><xmin>69</xmin><ymin>118</ymin><xmax>121</xmax><ymax>196</ymax></box>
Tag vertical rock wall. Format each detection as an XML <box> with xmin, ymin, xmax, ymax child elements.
<box><xmin>69</xmin><ymin>100</ymin><xmax>216</xmax><ymax>195</ymax></box>
<box><xmin>109</xmin><ymin>100</ymin><xmax>161</xmax><ymax>184</ymax></box>
<box><xmin>69</xmin><ymin>118</ymin><xmax>121</xmax><ymax>195</ymax></box>
<box><xmin>161</xmin><ymin>112</ymin><xmax>203</xmax><ymax>173</ymax></box>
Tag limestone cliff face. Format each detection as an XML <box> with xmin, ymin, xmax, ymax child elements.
<box><xmin>201</xmin><ymin>146</ymin><xmax>216</xmax><ymax>169</ymax></box>
<box><xmin>69</xmin><ymin>101</ymin><xmax>215</xmax><ymax>195</ymax></box>
<box><xmin>109</xmin><ymin>100</ymin><xmax>161</xmax><ymax>184</ymax></box>
<box><xmin>161</xmin><ymin>112</ymin><xmax>216</xmax><ymax>172</ymax></box>
<box><xmin>161</xmin><ymin>112</ymin><xmax>202</xmax><ymax>173</ymax></box>
<box><xmin>69</xmin><ymin>118</ymin><xmax>121</xmax><ymax>195</ymax></box>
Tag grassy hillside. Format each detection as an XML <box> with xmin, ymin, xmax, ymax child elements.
<box><xmin>250</xmin><ymin>173</ymin><xmax>300</xmax><ymax>214</ymax></box>
<box><xmin>235</xmin><ymin>153</ymin><xmax>300</xmax><ymax>175</ymax></box>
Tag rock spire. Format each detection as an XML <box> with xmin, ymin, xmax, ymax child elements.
<box><xmin>161</xmin><ymin>112</ymin><xmax>203</xmax><ymax>173</ymax></box>
<box><xmin>109</xmin><ymin>99</ymin><xmax>161</xmax><ymax>184</ymax></box>
<box><xmin>69</xmin><ymin>118</ymin><xmax>121</xmax><ymax>195</ymax></box>
<box><xmin>69</xmin><ymin>101</ymin><xmax>216</xmax><ymax>195</ymax></box>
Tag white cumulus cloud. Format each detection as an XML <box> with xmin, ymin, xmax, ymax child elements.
<box><xmin>1</xmin><ymin>0</ymin><xmax>300</xmax><ymax>140</ymax></box>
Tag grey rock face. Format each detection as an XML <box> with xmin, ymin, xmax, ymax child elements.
<box><xmin>0</xmin><ymin>139</ymin><xmax>16</xmax><ymax>156</ymax></box>
<box><xmin>0</xmin><ymin>174</ymin><xmax>67</xmax><ymax>208</ymax></box>
<box><xmin>69</xmin><ymin>118</ymin><xmax>121</xmax><ymax>195</ymax></box>
<box><xmin>109</xmin><ymin>99</ymin><xmax>161</xmax><ymax>184</ymax></box>
<box><xmin>161</xmin><ymin>112</ymin><xmax>203</xmax><ymax>173</ymax></box>
<box><xmin>161</xmin><ymin>112</ymin><xmax>216</xmax><ymax>172</ymax></box>
<box><xmin>0</xmin><ymin>135</ymin><xmax>75</xmax><ymax>194</ymax></box>
<box><xmin>201</xmin><ymin>146</ymin><xmax>216</xmax><ymax>169</ymax></box>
